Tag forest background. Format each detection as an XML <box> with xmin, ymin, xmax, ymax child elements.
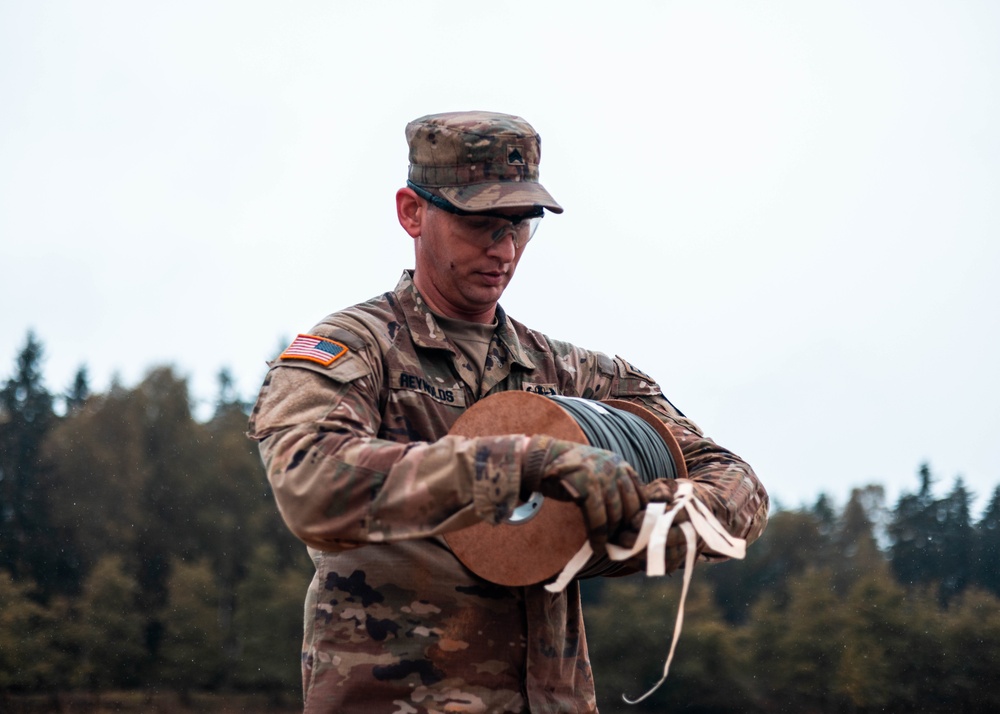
<box><xmin>2</xmin><ymin>332</ymin><xmax>999</xmax><ymax>714</ymax></box>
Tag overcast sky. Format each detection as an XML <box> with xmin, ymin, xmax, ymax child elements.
<box><xmin>2</xmin><ymin>1</ymin><xmax>998</xmax><ymax>515</ymax></box>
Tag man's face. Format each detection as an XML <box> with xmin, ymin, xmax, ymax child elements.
<box><xmin>413</xmin><ymin>204</ymin><xmax>532</xmax><ymax>323</ymax></box>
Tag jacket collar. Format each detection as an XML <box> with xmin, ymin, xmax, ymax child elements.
<box><xmin>394</xmin><ymin>270</ymin><xmax>536</xmax><ymax>372</ymax></box>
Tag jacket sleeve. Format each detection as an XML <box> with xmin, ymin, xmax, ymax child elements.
<box><xmin>606</xmin><ymin>356</ymin><xmax>769</xmax><ymax>563</ymax></box>
<box><xmin>640</xmin><ymin>395</ymin><xmax>769</xmax><ymax>558</ymax></box>
<box><xmin>247</xmin><ymin>354</ymin><xmax>525</xmax><ymax>552</ymax></box>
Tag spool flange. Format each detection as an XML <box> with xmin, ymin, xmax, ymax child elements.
<box><xmin>442</xmin><ymin>391</ymin><xmax>686</xmax><ymax>586</ymax></box>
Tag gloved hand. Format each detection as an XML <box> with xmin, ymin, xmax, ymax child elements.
<box><xmin>616</xmin><ymin>478</ymin><xmax>702</xmax><ymax>573</ymax></box>
<box><xmin>518</xmin><ymin>434</ymin><xmax>646</xmax><ymax>555</ymax></box>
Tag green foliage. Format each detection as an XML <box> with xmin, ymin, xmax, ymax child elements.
<box><xmin>158</xmin><ymin>558</ymin><xmax>228</xmax><ymax>691</ymax></box>
<box><xmin>834</xmin><ymin>568</ymin><xmax>909</xmax><ymax>709</ymax></box>
<box><xmin>942</xmin><ymin>588</ymin><xmax>1000</xmax><ymax>709</ymax></box>
<box><xmin>587</xmin><ymin>461</ymin><xmax>1000</xmax><ymax>712</ymax></box>
<box><xmin>703</xmin><ymin>508</ymin><xmax>828</xmax><ymax>622</ymax></box>
<box><xmin>757</xmin><ymin>567</ymin><xmax>846</xmax><ymax>709</ymax></box>
<box><xmin>0</xmin><ymin>331</ymin><xmax>53</xmax><ymax>429</ymax></box>
<box><xmin>0</xmin><ymin>331</ymin><xmax>306</xmax><ymax>699</ymax></box>
<box><xmin>44</xmin><ymin>384</ymin><xmax>152</xmax><ymax>577</ymax></box>
<box><xmin>232</xmin><ymin>544</ymin><xmax>312</xmax><ymax>693</ymax></box>
<box><xmin>64</xmin><ymin>365</ymin><xmax>90</xmax><ymax>413</ymax></box>
<box><xmin>5</xmin><ymin>330</ymin><xmax>1000</xmax><ymax>712</ymax></box>
<box><xmin>71</xmin><ymin>555</ymin><xmax>147</xmax><ymax>690</ymax></box>
<box><xmin>0</xmin><ymin>571</ymin><xmax>79</xmax><ymax>696</ymax></box>
<box><xmin>830</xmin><ymin>486</ymin><xmax>886</xmax><ymax>594</ymax></box>
<box><xmin>585</xmin><ymin>577</ymin><xmax>686</xmax><ymax>711</ymax></box>
<box><xmin>975</xmin><ymin>486</ymin><xmax>1000</xmax><ymax>596</ymax></box>
<box><xmin>890</xmin><ymin>464</ymin><xmax>979</xmax><ymax>604</ymax></box>
<box><xmin>0</xmin><ymin>572</ymin><xmax>58</xmax><ymax>691</ymax></box>
<box><xmin>0</xmin><ymin>331</ymin><xmax>59</xmax><ymax>592</ymax></box>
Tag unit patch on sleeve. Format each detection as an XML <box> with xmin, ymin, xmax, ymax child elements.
<box><xmin>280</xmin><ymin>334</ymin><xmax>349</xmax><ymax>366</ymax></box>
<box><xmin>619</xmin><ymin>357</ymin><xmax>653</xmax><ymax>381</ymax></box>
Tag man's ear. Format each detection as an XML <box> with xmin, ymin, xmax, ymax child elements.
<box><xmin>396</xmin><ymin>187</ymin><xmax>423</xmax><ymax>238</ymax></box>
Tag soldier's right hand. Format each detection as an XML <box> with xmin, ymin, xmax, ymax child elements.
<box><xmin>518</xmin><ymin>434</ymin><xmax>645</xmax><ymax>555</ymax></box>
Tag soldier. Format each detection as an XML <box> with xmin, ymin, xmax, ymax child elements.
<box><xmin>248</xmin><ymin>111</ymin><xmax>768</xmax><ymax>712</ymax></box>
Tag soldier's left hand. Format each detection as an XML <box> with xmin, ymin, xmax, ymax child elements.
<box><xmin>616</xmin><ymin>478</ymin><xmax>701</xmax><ymax>574</ymax></box>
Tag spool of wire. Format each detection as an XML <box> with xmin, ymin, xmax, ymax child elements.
<box><xmin>548</xmin><ymin>395</ymin><xmax>679</xmax><ymax>577</ymax></box>
<box><xmin>444</xmin><ymin>391</ymin><xmax>686</xmax><ymax>586</ymax></box>
<box><xmin>548</xmin><ymin>396</ymin><xmax>678</xmax><ymax>483</ymax></box>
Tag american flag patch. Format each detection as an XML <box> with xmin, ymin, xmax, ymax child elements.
<box><xmin>280</xmin><ymin>334</ymin><xmax>348</xmax><ymax>366</ymax></box>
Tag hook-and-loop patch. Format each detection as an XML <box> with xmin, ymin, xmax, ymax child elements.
<box><xmin>280</xmin><ymin>334</ymin><xmax>349</xmax><ymax>367</ymax></box>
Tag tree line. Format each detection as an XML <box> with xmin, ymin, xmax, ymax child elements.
<box><xmin>583</xmin><ymin>469</ymin><xmax>1000</xmax><ymax>712</ymax></box>
<box><xmin>0</xmin><ymin>332</ymin><xmax>309</xmax><ymax>706</ymax></box>
<box><xmin>2</xmin><ymin>331</ymin><xmax>999</xmax><ymax>712</ymax></box>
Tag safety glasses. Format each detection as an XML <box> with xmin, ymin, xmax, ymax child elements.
<box><xmin>408</xmin><ymin>181</ymin><xmax>544</xmax><ymax>249</ymax></box>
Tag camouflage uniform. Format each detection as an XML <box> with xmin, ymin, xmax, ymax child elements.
<box><xmin>248</xmin><ymin>271</ymin><xmax>768</xmax><ymax>713</ymax></box>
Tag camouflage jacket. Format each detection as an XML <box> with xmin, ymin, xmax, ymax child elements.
<box><xmin>248</xmin><ymin>271</ymin><xmax>768</xmax><ymax>713</ymax></box>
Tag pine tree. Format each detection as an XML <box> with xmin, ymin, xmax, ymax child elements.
<box><xmin>888</xmin><ymin>463</ymin><xmax>939</xmax><ymax>588</ymax></box>
<box><xmin>937</xmin><ymin>477</ymin><xmax>975</xmax><ymax>602</ymax></box>
<box><xmin>213</xmin><ymin>366</ymin><xmax>247</xmax><ymax>417</ymax></box>
<box><xmin>0</xmin><ymin>331</ymin><xmax>57</xmax><ymax>591</ymax></box>
<box><xmin>812</xmin><ymin>492</ymin><xmax>837</xmax><ymax>539</ymax></box>
<box><xmin>975</xmin><ymin>486</ymin><xmax>1000</xmax><ymax>596</ymax></box>
<box><xmin>830</xmin><ymin>486</ymin><xmax>885</xmax><ymax>594</ymax></box>
<box><xmin>126</xmin><ymin>368</ymin><xmax>209</xmax><ymax>639</ymax></box>
<box><xmin>64</xmin><ymin>365</ymin><xmax>90</xmax><ymax>413</ymax></box>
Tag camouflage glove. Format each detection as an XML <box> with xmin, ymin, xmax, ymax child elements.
<box><xmin>519</xmin><ymin>434</ymin><xmax>646</xmax><ymax>554</ymax></box>
<box><xmin>619</xmin><ymin>478</ymin><xmax>701</xmax><ymax>573</ymax></box>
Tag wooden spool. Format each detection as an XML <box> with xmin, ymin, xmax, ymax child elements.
<box><xmin>443</xmin><ymin>391</ymin><xmax>687</xmax><ymax>586</ymax></box>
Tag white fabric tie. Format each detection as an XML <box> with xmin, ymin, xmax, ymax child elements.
<box><xmin>544</xmin><ymin>480</ymin><xmax>747</xmax><ymax>704</ymax></box>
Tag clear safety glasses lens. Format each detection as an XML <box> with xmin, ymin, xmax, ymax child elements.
<box><xmin>487</xmin><ymin>215</ymin><xmax>543</xmax><ymax>248</ymax></box>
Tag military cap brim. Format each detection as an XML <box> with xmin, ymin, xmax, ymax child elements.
<box><xmin>406</xmin><ymin>110</ymin><xmax>564</xmax><ymax>214</ymax></box>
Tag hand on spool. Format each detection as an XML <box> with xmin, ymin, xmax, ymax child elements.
<box><xmin>518</xmin><ymin>434</ymin><xmax>646</xmax><ymax>555</ymax></box>
<box><xmin>619</xmin><ymin>478</ymin><xmax>700</xmax><ymax>574</ymax></box>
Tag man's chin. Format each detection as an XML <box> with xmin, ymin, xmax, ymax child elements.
<box><xmin>458</xmin><ymin>287</ymin><xmax>506</xmax><ymax>316</ymax></box>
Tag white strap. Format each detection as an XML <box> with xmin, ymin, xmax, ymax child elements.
<box><xmin>544</xmin><ymin>480</ymin><xmax>747</xmax><ymax>704</ymax></box>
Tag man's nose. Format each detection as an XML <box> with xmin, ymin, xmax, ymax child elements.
<box><xmin>486</xmin><ymin>227</ymin><xmax>518</xmax><ymax>259</ymax></box>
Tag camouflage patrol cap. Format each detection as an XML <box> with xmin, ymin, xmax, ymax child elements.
<box><xmin>406</xmin><ymin>111</ymin><xmax>563</xmax><ymax>214</ymax></box>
